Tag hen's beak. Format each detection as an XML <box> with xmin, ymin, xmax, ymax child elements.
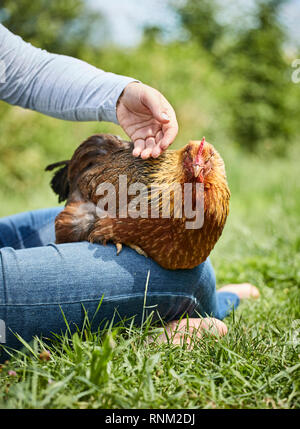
<box><xmin>193</xmin><ymin>164</ymin><xmax>202</xmax><ymax>178</ymax></box>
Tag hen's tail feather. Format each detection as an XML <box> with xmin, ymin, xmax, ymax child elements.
<box><xmin>45</xmin><ymin>161</ymin><xmax>70</xmax><ymax>203</ymax></box>
<box><xmin>45</xmin><ymin>160</ymin><xmax>70</xmax><ymax>171</ymax></box>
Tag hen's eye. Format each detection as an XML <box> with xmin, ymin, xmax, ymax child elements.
<box><xmin>205</xmin><ymin>152</ymin><xmax>215</xmax><ymax>163</ymax></box>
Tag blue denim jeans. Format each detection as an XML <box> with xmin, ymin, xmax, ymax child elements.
<box><xmin>0</xmin><ymin>208</ymin><xmax>239</xmax><ymax>357</ymax></box>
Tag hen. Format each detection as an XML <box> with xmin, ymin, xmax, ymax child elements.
<box><xmin>46</xmin><ymin>134</ymin><xmax>230</xmax><ymax>269</ymax></box>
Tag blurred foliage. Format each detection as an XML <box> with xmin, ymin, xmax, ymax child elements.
<box><xmin>175</xmin><ymin>0</ymin><xmax>300</xmax><ymax>153</ymax></box>
<box><xmin>175</xmin><ymin>0</ymin><xmax>224</xmax><ymax>54</ymax></box>
<box><xmin>222</xmin><ymin>0</ymin><xmax>297</xmax><ymax>153</ymax></box>
<box><xmin>0</xmin><ymin>0</ymin><xmax>104</xmax><ymax>57</ymax></box>
<box><xmin>0</xmin><ymin>0</ymin><xmax>299</xmax><ymax>215</ymax></box>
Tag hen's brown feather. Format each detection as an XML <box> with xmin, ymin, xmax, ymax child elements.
<box><xmin>46</xmin><ymin>133</ymin><xmax>230</xmax><ymax>269</ymax></box>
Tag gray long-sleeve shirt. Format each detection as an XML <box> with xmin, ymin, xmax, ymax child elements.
<box><xmin>0</xmin><ymin>24</ymin><xmax>136</xmax><ymax>123</ymax></box>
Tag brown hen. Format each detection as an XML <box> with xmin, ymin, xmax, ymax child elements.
<box><xmin>46</xmin><ymin>133</ymin><xmax>230</xmax><ymax>269</ymax></box>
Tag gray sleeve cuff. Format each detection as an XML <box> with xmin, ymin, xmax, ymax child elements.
<box><xmin>96</xmin><ymin>73</ymin><xmax>139</xmax><ymax>124</ymax></box>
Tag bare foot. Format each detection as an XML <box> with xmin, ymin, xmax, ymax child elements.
<box><xmin>152</xmin><ymin>317</ymin><xmax>228</xmax><ymax>347</ymax></box>
<box><xmin>218</xmin><ymin>283</ymin><xmax>260</xmax><ymax>299</ymax></box>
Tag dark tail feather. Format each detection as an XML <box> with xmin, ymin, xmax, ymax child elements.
<box><xmin>45</xmin><ymin>161</ymin><xmax>70</xmax><ymax>203</ymax></box>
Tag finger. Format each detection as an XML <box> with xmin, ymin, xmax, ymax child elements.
<box><xmin>154</xmin><ymin>105</ymin><xmax>178</xmax><ymax>150</ymax></box>
<box><xmin>151</xmin><ymin>145</ymin><xmax>162</xmax><ymax>158</ymax></box>
<box><xmin>141</xmin><ymin>137</ymin><xmax>156</xmax><ymax>159</ymax></box>
<box><xmin>141</xmin><ymin>86</ymin><xmax>171</xmax><ymax>124</ymax></box>
<box><xmin>159</xmin><ymin>122</ymin><xmax>178</xmax><ymax>150</ymax></box>
<box><xmin>145</xmin><ymin>136</ymin><xmax>156</xmax><ymax>149</ymax></box>
<box><xmin>152</xmin><ymin>131</ymin><xmax>164</xmax><ymax>158</ymax></box>
<box><xmin>159</xmin><ymin>112</ymin><xmax>170</xmax><ymax>123</ymax></box>
<box><xmin>155</xmin><ymin>130</ymin><xmax>164</xmax><ymax>145</ymax></box>
<box><xmin>132</xmin><ymin>139</ymin><xmax>145</xmax><ymax>157</ymax></box>
<box><xmin>130</xmin><ymin>122</ymin><xmax>159</xmax><ymax>143</ymax></box>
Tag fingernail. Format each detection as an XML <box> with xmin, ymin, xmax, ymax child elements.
<box><xmin>161</xmin><ymin>112</ymin><xmax>169</xmax><ymax>121</ymax></box>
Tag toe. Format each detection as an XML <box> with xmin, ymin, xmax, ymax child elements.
<box><xmin>154</xmin><ymin>317</ymin><xmax>228</xmax><ymax>347</ymax></box>
<box><xmin>218</xmin><ymin>283</ymin><xmax>260</xmax><ymax>299</ymax></box>
<box><xmin>198</xmin><ymin>318</ymin><xmax>228</xmax><ymax>337</ymax></box>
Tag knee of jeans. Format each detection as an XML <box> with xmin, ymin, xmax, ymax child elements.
<box><xmin>176</xmin><ymin>258</ymin><xmax>216</xmax><ymax>301</ymax></box>
<box><xmin>146</xmin><ymin>257</ymin><xmax>217</xmax><ymax>321</ymax></box>
<box><xmin>173</xmin><ymin>258</ymin><xmax>217</xmax><ymax>319</ymax></box>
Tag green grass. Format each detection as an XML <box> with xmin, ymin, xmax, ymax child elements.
<box><xmin>0</xmin><ymin>39</ymin><xmax>299</xmax><ymax>407</ymax></box>
<box><xmin>0</xmin><ymin>120</ymin><xmax>299</xmax><ymax>408</ymax></box>
<box><xmin>0</xmin><ymin>291</ymin><xmax>299</xmax><ymax>408</ymax></box>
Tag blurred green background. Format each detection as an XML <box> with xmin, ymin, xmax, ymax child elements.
<box><xmin>0</xmin><ymin>0</ymin><xmax>299</xmax><ymax>257</ymax></box>
<box><xmin>1</xmin><ymin>1</ymin><xmax>300</xmax><ymax>408</ymax></box>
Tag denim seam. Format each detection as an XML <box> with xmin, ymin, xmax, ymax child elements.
<box><xmin>193</xmin><ymin>262</ymin><xmax>209</xmax><ymax>302</ymax></box>
<box><xmin>0</xmin><ymin>292</ymin><xmax>198</xmax><ymax>307</ymax></box>
<box><xmin>0</xmin><ymin>252</ymin><xmax>7</xmax><ymax>304</ymax></box>
<box><xmin>0</xmin><ymin>252</ymin><xmax>8</xmax><ymax>333</ymax></box>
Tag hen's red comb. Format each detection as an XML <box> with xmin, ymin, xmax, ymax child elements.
<box><xmin>195</xmin><ymin>137</ymin><xmax>205</xmax><ymax>165</ymax></box>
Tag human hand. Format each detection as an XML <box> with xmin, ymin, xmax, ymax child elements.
<box><xmin>116</xmin><ymin>82</ymin><xmax>178</xmax><ymax>159</ymax></box>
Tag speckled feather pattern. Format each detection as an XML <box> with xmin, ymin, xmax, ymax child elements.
<box><xmin>49</xmin><ymin>134</ymin><xmax>230</xmax><ymax>269</ymax></box>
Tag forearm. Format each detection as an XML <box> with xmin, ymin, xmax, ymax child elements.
<box><xmin>0</xmin><ymin>24</ymin><xmax>136</xmax><ymax>123</ymax></box>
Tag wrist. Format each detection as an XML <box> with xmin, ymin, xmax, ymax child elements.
<box><xmin>117</xmin><ymin>81</ymin><xmax>142</xmax><ymax>106</ymax></box>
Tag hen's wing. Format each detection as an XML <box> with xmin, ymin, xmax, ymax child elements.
<box><xmin>53</xmin><ymin>134</ymin><xmax>135</xmax><ymax>244</ymax></box>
